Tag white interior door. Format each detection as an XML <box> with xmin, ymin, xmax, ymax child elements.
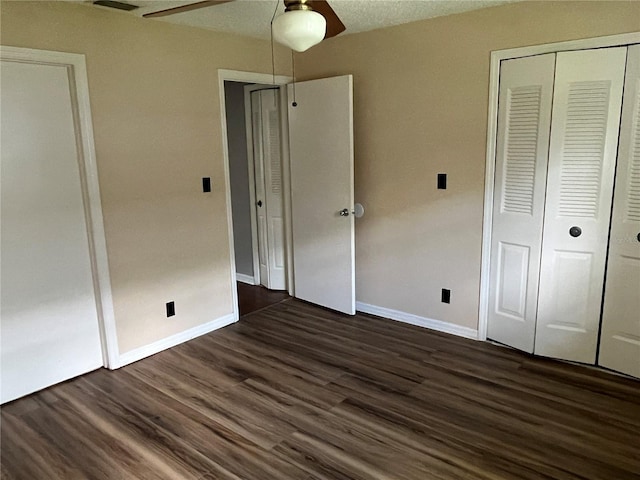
<box><xmin>288</xmin><ymin>75</ymin><xmax>355</xmax><ymax>314</ymax></box>
<box><xmin>535</xmin><ymin>47</ymin><xmax>627</xmax><ymax>363</ymax></box>
<box><xmin>1</xmin><ymin>59</ymin><xmax>103</xmax><ymax>404</ymax></box>
<box><xmin>260</xmin><ymin>89</ymin><xmax>286</xmax><ymax>290</ymax></box>
<box><xmin>599</xmin><ymin>45</ymin><xmax>640</xmax><ymax>378</ymax></box>
<box><xmin>487</xmin><ymin>54</ymin><xmax>555</xmax><ymax>352</ymax></box>
<box><xmin>247</xmin><ymin>87</ymin><xmax>286</xmax><ymax>290</ymax></box>
<box><xmin>250</xmin><ymin>90</ymin><xmax>270</xmax><ymax>286</ymax></box>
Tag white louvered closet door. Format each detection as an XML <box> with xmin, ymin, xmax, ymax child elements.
<box><xmin>250</xmin><ymin>90</ymin><xmax>269</xmax><ymax>286</ymax></box>
<box><xmin>599</xmin><ymin>45</ymin><xmax>640</xmax><ymax>378</ymax></box>
<box><xmin>260</xmin><ymin>89</ymin><xmax>286</xmax><ymax>290</ymax></box>
<box><xmin>487</xmin><ymin>54</ymin><xmax>555</xmax><ymax>352</ymax></box>
<box><xmin>250</xmin><ymin>89</ymin><xmax>286</xmax><ymax>290</ymax></box>
<box><xmin>534</xmin><ymin>48</ymin><xmax>627</xmax><ymax>363</ymax></box>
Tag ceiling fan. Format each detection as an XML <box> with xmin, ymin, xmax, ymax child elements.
<box><xmin>142</xmin><ymin>0</ymin><xmax>346</xmax><ymax>52</ymax></box>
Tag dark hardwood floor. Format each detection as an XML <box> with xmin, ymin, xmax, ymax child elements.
<box><xmin>2</xmin><ymin>299</ymin><xmax>639</xmax><ymax>479</ymax></box>
<box><xmin>237</xmin><ymin>282</ymin><xmax>289</xmax><ymax>316</ymax></box>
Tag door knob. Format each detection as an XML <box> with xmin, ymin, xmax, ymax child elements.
<box><xmin>256</xmin><ymin>200</ymin><xmax>263</xmax><ymax>207</ymax></box>
<box><xmin>569</xmin><ymin>226</ymin><xmax>582</xmax><ymax>238</ymax></box>
<box><xmin>339</xmin><ymin>208</ymin><xmax>350</xmax><ymax>217</ymax></box>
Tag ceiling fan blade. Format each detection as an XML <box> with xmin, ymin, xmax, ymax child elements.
<box><xmin>143</xmin><ymin>0</ymin><xmax>234</xmax><ymax>18</ymax></box>
<box><xmin>310</xmin><ymin>0</ymin><xmax>346</xmax><ymax>39</ymax></box>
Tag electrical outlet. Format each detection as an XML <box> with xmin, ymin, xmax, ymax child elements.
<box><xmin>437</xmin><ymin>173</ymin><xmax>447</xmax><ymax>190</ymax></box>
<box><xmin>441</xmin><ymin>289</ymin><xmax>451</xmax><ymax>304</ymax></box>
<box><xmin>166</xmin><ymin>301</ymin><xmax>175</xmax><ymax>317</ymax></box>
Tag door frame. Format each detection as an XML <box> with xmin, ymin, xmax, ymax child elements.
<box><xmin>479</xmin><ymin>32</ymin><xmax>640</xmax><ymax>342</ymax></box>
<box><xmin>218</xmin><ymin>70</ymin><xmax>293</xmax><ymax>318</ymax></box>
<box><xmin>0</xmin><ymin>46</ymin><xmax>119</xmax><ymax>368</ymax></box>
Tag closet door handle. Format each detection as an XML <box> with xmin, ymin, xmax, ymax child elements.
<box><xmin>569</xmin><ymin>226</ymin><xmax>582</xmax><ymax>238</ymax></box>
<box><xmin>637</xmin><ymin>232</ymin><xmax>640</xmax><ymax>243</ymax></box>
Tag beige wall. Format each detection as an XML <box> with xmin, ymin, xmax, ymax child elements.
<box><xmin>2</xmin><ymin>1</ymin><xmax>639</xmax><ymax>352</ymax></box>
<box><xmin>295</xmin><ymin>1</ymin><xmax>640</xmax><ymax>330</ymax></box>
<box><xmin>0</xmin><ymin>1</ymin><xmax>289</xmax><ymax>354</ymax></box>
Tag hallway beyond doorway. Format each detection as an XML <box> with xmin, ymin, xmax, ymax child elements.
<box><xmin>237</xmin><ymin>282</ymin><xmax>289</xmax><ymax>317</ymax></box>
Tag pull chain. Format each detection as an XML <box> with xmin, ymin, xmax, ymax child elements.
<box><xmin>291</xmin><ymin>50</ymin><xmax>297</xmax><ymax>107</ymax></box>
<box><xmin>270</xmin><ymin>0</ymin><xmax>279</xmax><ymax>86</ymax></box>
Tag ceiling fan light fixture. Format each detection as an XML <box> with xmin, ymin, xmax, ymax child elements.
<box><xmin>272</xmin><ymin>9</ymin><xmax>326</xmax><ymax>53</ymax></box>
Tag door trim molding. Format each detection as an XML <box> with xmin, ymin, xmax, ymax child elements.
<box><xmin>479</xmin><ymin>32</ymin><xmax>640</xmax><ymax>342</ymax></box>
<box><xmin>218</xmin><ymin>70</ymin><xmax>292</xmax><ymax>317</ymax></box>
<box><xmin>0</xmin><ymin>46</ymin><xmax>119</xmax><ymax>367</ymax></box>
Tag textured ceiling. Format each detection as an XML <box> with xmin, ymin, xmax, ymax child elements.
<box><xmin>90</xmin><ymin>0</ymin><xmax>514</xmax><ymax>39</ymax></box>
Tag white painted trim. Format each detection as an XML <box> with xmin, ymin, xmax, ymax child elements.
<box><xmin>218</xmin><ymin>69</ymin><xmax>292</xmax><ymax>318</ymax></box>
<box><xmin>490</xmin><ymin>32</ymin><xmax>640</xmax><ymax>61</ymax></box>
<box><xmin>279</xmin><ymin>84</ymin><xmax>295</xmax><ymax>297</ymax></box>
<box><xmin>0</xmin><ymin>46</ymin><xmax>120</xmax><ymax>368</ymax></box>
<box><xmin>236</xmin><ymin>273</ymin><xmax>256</xmax><ymax>285</ymax></box>
<box><xmin>116</xmin><ymin>313</ymin><xmax>236</xmax><ymax>368</ymax></box>
<box><xmin>218</xmin><ymin>69</ymin><xmax>292</xmax><ymax>86</ymax></box>
<box><xmin>479</xmin><ymin>32</ymin><xmax>640</xmax><ymax>342</ymax></box>
<box><xmin>357</xmin><ymin>302</ymin><xmax>478</xmax><ymax>340</ymax></box>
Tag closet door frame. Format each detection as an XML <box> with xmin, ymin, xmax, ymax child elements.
<box><xmin>479</xmin><ymin>32</ymin><xmax>640</xmax><ymax>342</ymax></box>
<box><xmin>243</xmin><ymin>85</ymin><xmax>287</xmax><ymax>290</ymax></box>
<box><xmin>0</xmin><ymin>46</ymin><xmax>118</xmax><ymax>368</ymax></box>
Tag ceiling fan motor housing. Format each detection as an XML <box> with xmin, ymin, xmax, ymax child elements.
<box><xmin>273</xmin><ymin>0</ymin><xmax>327</xmax><ymax>52</ymax></box>
<box><xmin>284</xmin><ymin>0</ymin><xmax>315</xmax><ymax>12</ymax></box>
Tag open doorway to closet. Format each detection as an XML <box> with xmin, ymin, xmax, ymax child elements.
<box><xmin>479</xmin><ymin>33</ymin><xmax>640</xmax><ymax>380</ymax></box>
<box><xmin>223</xmin><ymin>78</ymin><xmax>289</xmax><ymax>314</ymax></box>
<box><xmin>219</xmin><ymin>69</ymin><xmax>356</xmax><ymax>319</ymax></box>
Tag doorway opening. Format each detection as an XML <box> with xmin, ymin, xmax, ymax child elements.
<box><xmin>225</xmin><ymin>81</ymin><xmax>287</xmax><ymax>292</ymax></box>
<box><xmin>218</xmin><ymin>70</ymin><xmax>356</xmax><ymax>321</ymax></box>
<box><xmin>218</xmin><ymin>70</ymin><xmax>292</xmax><ymax>320</ymax></box>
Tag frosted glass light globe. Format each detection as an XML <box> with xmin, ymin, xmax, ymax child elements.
<box><xmin>272</xmin><ymin>10</ymin><xmax>327</xmax><ymax>52</ymax></box>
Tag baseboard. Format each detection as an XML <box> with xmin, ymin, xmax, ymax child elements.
<box><xmin>356</xmin><ymin>302</ymin><xmax>478</xmax><ymax>340</ymax></box>
<box><xmin>115</xmin><ymin>313</ymin><xmax>237</xmax><ymax>368</ymax></box>
<box><xmin>236</xmin><ymin>273</ymin><xmax>256</xmax><ymax>285</ymax></box>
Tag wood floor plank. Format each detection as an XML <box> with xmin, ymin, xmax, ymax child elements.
<box><xmin>195</xmin><ymin>329</ymin><xmax>342</xmax><ymax>385</ymax></box>
<box><xmin>2</xmin><ymin>298</ymin><xmax>638</xmax><ymax>479</ymax></box>
<box><xmin>234</xmin><ymin>318</ymin><xmax>423</xmax><ymax>394</ymax></box>
<box><xmin>416</xmin><ymin>364</ymin><xmax>639</xmax><ymax>451</ymax></box>
<box><xmin>0</xmin><ymin>412</ymin><xmax>85</xmax><ymax>480</ymax></box>
<box><xmin>131</xmin><ymin>347</ymin><xmax>244</xmax><ymax>393</ymax></box>
<box><xmin>123</xmin><ymin>367</ymin><xmax>288</xmax><ymax>451</ymax></box>
<box><xmin>85</xmin><ymin>369</ymin><xmax>311</xmax><ymax>480</ymax></box>
<box><xmin>251</xmin><ymin>302</ymin><xmax>440</xmax><ymax>361</ymax></box>
<box><xmin>237</xmin><ymin>282</ymin><xmax>289</xmax><ymax>316</ymax></box>
<box><xmin>254</xmin><ymin>308</ymin><xmax>433</xmax><ymax>383</ymax></box>
<box><xmin>423</xmin><ymin>350</ymin><xmax>640</xmax><ymax>429</ymax></box>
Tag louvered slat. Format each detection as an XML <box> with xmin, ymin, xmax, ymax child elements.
<box><xmin>625</xmin><ymin>88</ymin><xmax>640</xmax><ymax>221</ymax></box>
<box><xmin>557</xmin><ymin>81</ymin><xmax>611</xmax><ymax>218</ymax></box>
<box><xmin>268</xmin><ymin>110</ymin><xmax>282</xmax><ymax>195</ymax></box>
<box><xmin>501</xmin><ymin>86</ymin><xmax>542</xmax><ymax>215</ymax></box>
